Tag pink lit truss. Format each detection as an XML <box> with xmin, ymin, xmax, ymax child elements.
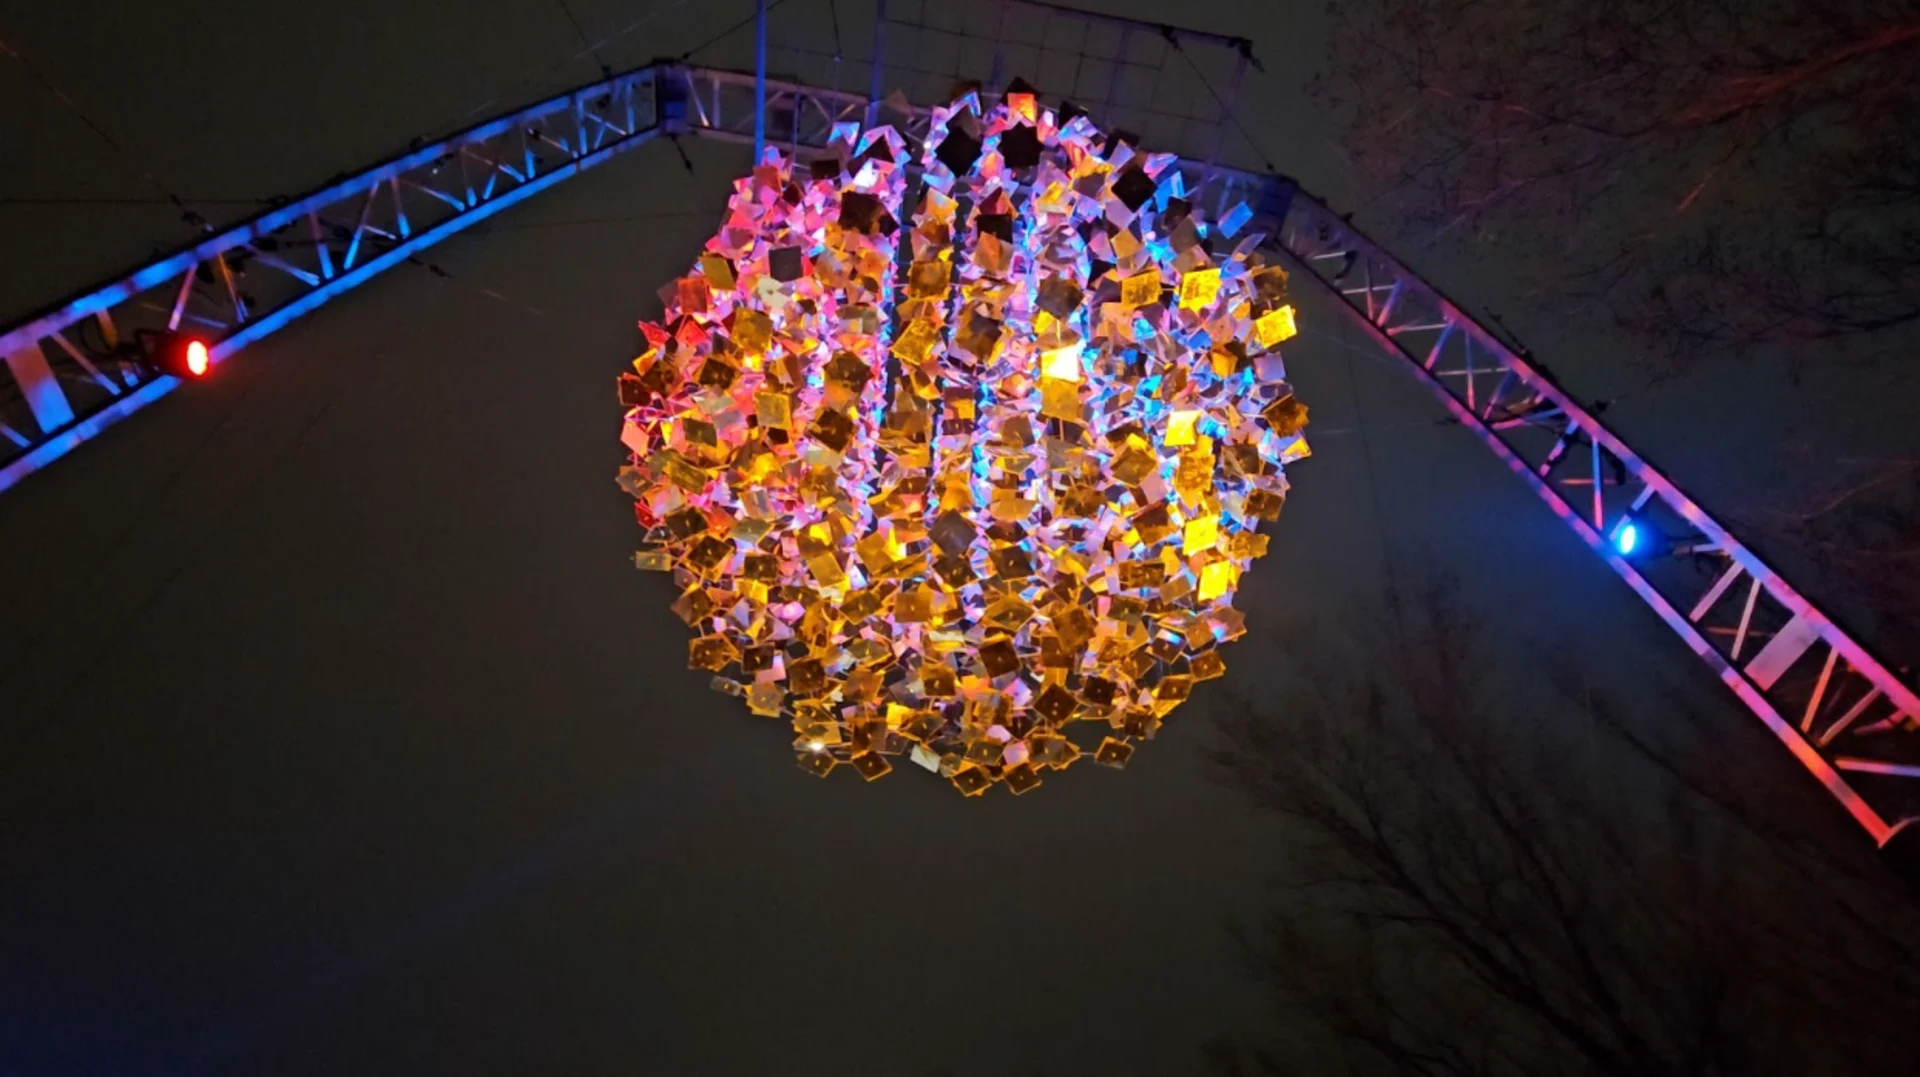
<box><xmin>614</xmin><ymin>94</ymin><xmax>1307</xmax><ymax>794</ymax></box>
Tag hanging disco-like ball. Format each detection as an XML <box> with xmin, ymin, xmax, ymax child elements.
<box><xmin>615</xmin><ymin>90</ymin><xmax>1308</xmax><ymax>795</ymax></box>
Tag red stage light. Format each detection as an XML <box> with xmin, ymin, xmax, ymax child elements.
<box><xmin>138</xmin><ymin>332</ymin><xmax>214</xmax><ymax>379</ymax></box>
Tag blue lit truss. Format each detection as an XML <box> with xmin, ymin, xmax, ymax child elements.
<box><xmin>1</xmin><ymin>64</ymin><xmax>663</xmax><ymax>493</ymax></box>
<box><xmin>1</xmin><ymin>57</ymin><xmax>1914</xmax><ymax>860</ymax></box>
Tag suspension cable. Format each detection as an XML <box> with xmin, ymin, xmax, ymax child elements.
<box><xmin>0</xmin><ymin>33</ymin><xmax>207</xmax><ymax>230</ymax></box>
<box><xmin>1168</xmin><ymin>37</ymin><xmax>1277</xmax><ymax>174</ymax></box>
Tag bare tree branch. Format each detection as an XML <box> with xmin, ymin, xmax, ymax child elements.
<box><xmin>1207</xmin><ymin>586</ymin><xmax>1920</xmax><ymax>1075</ymax></box>
<box><xmin>1316</xmin><ymin>0</ymin><xmax>1920</xmax><ymax>362</ymax></box>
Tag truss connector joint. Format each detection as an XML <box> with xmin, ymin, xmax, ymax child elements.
<box><xmin>654</xmin><ymin>61</ymin><xmax>694</xmax><ymax>137</ymax></box>
<box><xmin>1883</xmin><ymin>817</ymin><xmax>1920</xmax><ymax>890</ymax></box>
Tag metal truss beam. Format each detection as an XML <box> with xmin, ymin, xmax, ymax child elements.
<box><xmin>0</xmin><ymin>65</ymin><xmax>662</xmax><ymax>494</ymax></box>
<box><xmin>1268</xmin><ymin>193</ymin><xmax>1920</xmax><ymax>850</ymax></box>
<box><xmin>1</xmin><ymin>59</ymin><xmax>1913</xmax><ymax>859</ymax></box>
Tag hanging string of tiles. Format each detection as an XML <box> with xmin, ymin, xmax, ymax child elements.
<box><xmin>615</xmin><ymin>87</ymin><xmax>1307</xmax><ymax>795</ymax></box>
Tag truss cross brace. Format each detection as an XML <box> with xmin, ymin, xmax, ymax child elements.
<box><xmin>1</xmin><ymin>60</ymin><xmax>1914</xmax><ymax>866</ymax></box>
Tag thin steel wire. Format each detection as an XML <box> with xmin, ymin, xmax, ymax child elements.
<box><xmin>878</xmin><ymin>2</ymin><xmax>1175</xmax><ymax>105</ymax></box>
<box><xmin>440</xmin><ymin>0</ymin><xmax>701</xmax><ymax>138</ymax></box>
<box><xmin>682</xmin><ymin>0</ymin><xmax>796</xmax><ymax>60</ymax></box>
<box><xmin>0</xmin><ymin>35</ymin><xmax>203</xmax><ymax>228</ymax></box>
<box><xmin>1169</xmin><ymin>37</ymin><xmax>1276</xmax><ymax>173</ymax></box>
<box><xmin>554</xmin><ymin>0</ymin><xmax>613</xmax><ymax>75</ymax></box>
<box><xmin>765</xmin><ymin>41</ymin><xmax>1204</xmax><ymax>131</ymax></box>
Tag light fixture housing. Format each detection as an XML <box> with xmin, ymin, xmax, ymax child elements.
<box><xmin>145</xmin><ymin>333</ymin><xmax>212</xmax><ymax>379</ymax></box>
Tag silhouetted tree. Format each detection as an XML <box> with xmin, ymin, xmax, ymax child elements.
<box><xmin>1730</xmin><ymin>451</ymin><xmax>1920</xmax><ymax>664</ymax></box>
<box><xmin>1314</xmin><ymin>0</ymin><xmax>1920</xmax><ymax>670</ymax></box>
<box><xmin>1317</xmin><ymin>0</ymin><xmax>1920</xmax><ymax>365</ymax></box>
<box><xmin>1207</xmin><ymin>585</ymin><xmax>1920</xmax><ymax>1076</ymax></box>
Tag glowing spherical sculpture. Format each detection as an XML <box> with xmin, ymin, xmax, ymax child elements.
<box><xmin>615</xmin><ymin>92</ymin><xmax>1308</xmax><ymax>794</ymax></box>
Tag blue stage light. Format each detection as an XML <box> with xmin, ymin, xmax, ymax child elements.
<box><xmin>1614</xmin><ymin>522</ymin><xmax>1639</xmax><ymax>556</ymax></box>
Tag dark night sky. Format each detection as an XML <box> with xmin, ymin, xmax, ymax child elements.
<box><xmin>0</xmin><ymin>2</ymin><xmax>1911</xmax><ymax>1074</ymax></box>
